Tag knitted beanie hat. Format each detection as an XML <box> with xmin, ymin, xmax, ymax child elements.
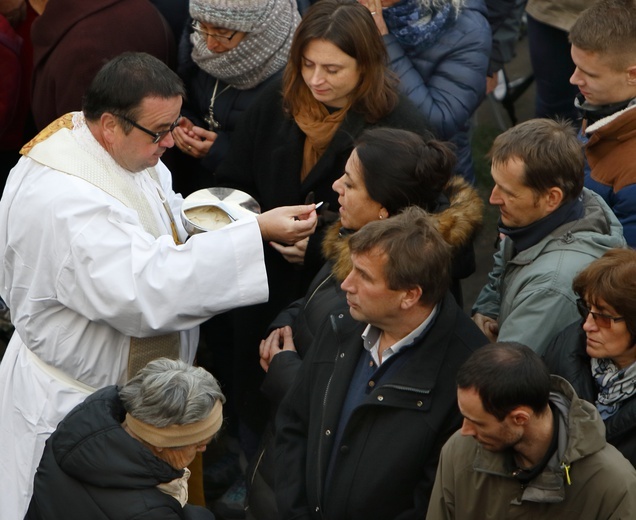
<box><xmin>189</xmin><ymin>0</ymin><xmax>274</xmax><ymax>33</ymax></box>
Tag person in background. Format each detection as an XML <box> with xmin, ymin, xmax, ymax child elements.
<box><xmin>472</xmin><ymin>118</ymin><xmax>625</xmax><ymax>355</ymax></box>
<box><xmin>0</xmin><ymin>52</ymin><xmax>316</xmax><ymax>520</ymax></box>
<box><xmin>524</xmin><ymin>0</ymin><xmax>594</xmax><ymax>121</ymax></box>
<box><xmin>30</xmin><ymin>0</ymin><xmax>176</xmax><ymax>130</ymax></box>
<box><xmin>569</xmin><ymin>0</ymin><xmax>636</xmax><ymax>247</ymax></box>
<box><xmin>275</xmin><ymin>208</ymin><xmax>489</xmax><ymax>519</ymax></box>
<box><xmin>213</xmin><ymin>0</ymin><xmax>430</xmax><ymax>467</ymax></box>
<box><xmin>427</xmin><ymin>343</ymin><xmax>636</xmax><ymax>519</ymax></box>
<box><xmin>172</xmin><ymin>0</ymin><xmax>300</xmax><ymax>193</ymax></box>
<box><xmin>358</xmin><ymin>0</ymin><xmax>491</xmax><ymax>183</ymax></box>
<box><xmin>250</xmin><ymin>127</ymin><xmax>482</xmax><ymax>519</ymax></box>
<box><xmin>543</xmin><ymin>249</ymin><xmax>636</xmax><ymax>467</ymax></box>
<box><xmin>27</xmin><ymin>358</ymin><xmax>223</xmax><ymax>520</ymax></box>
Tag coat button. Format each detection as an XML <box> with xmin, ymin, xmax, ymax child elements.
<box><xmin>340</xmin><ymin>353</ymin><xmax>345</xmax><ymax>358</ymax></box>
<box><xmin>315</xmin><ymin>506</ymin><xmax>320</xmax><ymax>512</ymax></box>
<box><xmin>368</xmin><ymin>381</ymin><xmax>375</xmax><ymax>388</ymax></box>
<box><xmin>340</xmin><ymin>445</ymin><xmax>349</xmax><ymax>454</ymax></box>
<box><xmin>325</xmin><ymin>429</ymin><xmax>332</xmax><ymax>436</ymax></box>
<box><xmin>338</xmin><ymin>313</ymin><xmax>344</xmax><ymax>318</ymax></box>
<box><xmin>377</xmin><ymin>395</ymin><xmax>384</xmax><ymax>401</ymax></box>
<box><xmin>416</xmin><ymin>401</ymin><xmax>423</xmax><ymax>407</ymax></box>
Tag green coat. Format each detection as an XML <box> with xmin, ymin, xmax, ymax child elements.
<box><xmin>426</xmin><ymin>376</ymin><xmax>636</xmax><ymax>520</ymax></box>
<box><xmin>472</xmin><ymin>189</ymin><xmax>625</xmax><ymax>355</ymax></box>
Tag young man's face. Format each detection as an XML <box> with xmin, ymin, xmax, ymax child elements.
<box><xmin>570</xmin><ymin>45</ymin><xmax>636</xmax><ymax>106</ymax></box>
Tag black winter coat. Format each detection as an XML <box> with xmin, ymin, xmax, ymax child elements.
<box><xmin>26</xmin><ymin>386</ymin><xmax>213</xmax><ymax>520</ymax></box>
<box><xmin>543</xmin><ymin>320</ymin><xmax>636</xmax><ymax>467</ymax></box>
<box><xmin>274</xmin><ymin>294</ymin><xmax>488</xmax><ymax>520</ymax></box>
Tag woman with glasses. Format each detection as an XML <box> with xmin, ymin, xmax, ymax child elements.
<box><xmin>544</xmin><ymin>248</ymin><xmax>636</xmax><ymax>467</ymax></box>
<box><xmin>171</xmin><ymin>0</ymin><xmax>300</xmax><ymax>191</ymax></box>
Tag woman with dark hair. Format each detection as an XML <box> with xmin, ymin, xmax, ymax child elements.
<box><xmin>544</xmin><ymin>248</ymin><xmax>636</xmax><ymax>466</ymax></box>
<box><xmin>212</xmin><ymin>0</ymin><xmax>429</xmax><ymax>455</ymax></box>
<box><xmin>246</xmin><ymin>127</ymin><xmax>482</xmax><ymax>519</ymax></box>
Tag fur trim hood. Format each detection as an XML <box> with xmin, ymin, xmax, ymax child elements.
<box><xmin>322</xmin><ymin>176</ymin><xmax>483</xmax><ymax>282</ymax></box>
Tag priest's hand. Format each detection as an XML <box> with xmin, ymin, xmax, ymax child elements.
<box><xmin>257</xmin><ymin>204</ymin><xmax>317</xmax><ymax>244</ymax></box>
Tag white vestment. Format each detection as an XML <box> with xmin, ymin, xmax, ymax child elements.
<box><xmin>0</xmin><ymin>114</ymin><xmax>268</xmax><ymax>519</ymax></box>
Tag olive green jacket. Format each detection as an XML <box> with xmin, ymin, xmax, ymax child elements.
<box><xmin>426</xmin><ymin>376</ymin><xmax>636</xmax><ymax>520</ymax></box>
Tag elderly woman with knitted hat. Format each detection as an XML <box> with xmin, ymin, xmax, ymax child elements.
<box><xmin>26</xmin><ymin>359</ymin><xmax>225</xmax><ymax>520</ymax></box>
<box><xmin>172</xmin><ymin>0</ymin><xmax>300</xmax><ymax>189</ymax></box>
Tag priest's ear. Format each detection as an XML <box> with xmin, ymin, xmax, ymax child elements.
<box><xmin>99</xmin><ymin>113</ymin><xmax>120</xmax><ymax>144</ymax></box>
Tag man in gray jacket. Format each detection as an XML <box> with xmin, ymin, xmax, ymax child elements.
<box><xmin>427</xmin><ymin>343</ymin><xmax>636</xmax><ymax>520</ymax></box>
<box><xmin>472</xmin><ymin>118</ymin><xmax>625</xmax><ymax>354</ymax></box>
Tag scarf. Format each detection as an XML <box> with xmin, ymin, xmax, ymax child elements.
<box><xmin>383</xmin><ymin>0</ymin><xmax>456</xmax><ymax>54</ymax></box>
<box><xmin>189</xmin><ymin>0</ymin><xmax>300</xmax><ymax>90</ymax></box>
<box><xmin>592</xmin><ymin>357</ymin><xmax>636</xmax><ymax>419</ymax></box>
<box><xmin>294</xmin><ymin>96</ymin><xmax>349</xmax><ymax>181</ymax></box>
<box><xmin>498</xmin><ymin>196</ymin><xmax>584</xmax><ymax>254</ymax></box>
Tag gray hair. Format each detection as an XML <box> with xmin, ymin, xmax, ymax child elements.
<box><xmin>119</xmin><ymin>358</ymin><xmax>225</xmax><ymax>428</ymax></box>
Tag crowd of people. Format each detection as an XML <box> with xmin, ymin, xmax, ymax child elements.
<box><xmin>1</xmin><ymin>0</ymin><xmax>636</xmax><ymax>519</ymax></box>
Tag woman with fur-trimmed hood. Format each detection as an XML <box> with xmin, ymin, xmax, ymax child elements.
<box><xmin>248</xmin><ymin>127</ymin><xmax>483</xmax><ymax>520</ymax></box>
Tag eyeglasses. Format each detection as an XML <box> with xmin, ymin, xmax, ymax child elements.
<box><xmin>117</xmin><ymin>115</ymin><xmax>181</xmax><ymax>144</ymax></box>
<box><xmin>191</xmin><ymin>21</ymin><xmax>238</xmax><ymax>43</ymax></box>
<box><xmin>576</xmin><ymin>299</ymin><xmax>625</xmax><ymax>328</ymax></box>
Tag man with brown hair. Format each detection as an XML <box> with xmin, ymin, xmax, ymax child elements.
<box><xmin>569</xmin><ymin>0</ymin><xmax>636</xmax><ymax>247</ymax></box>
<box><xmin>472</xmin><ymin>118</ymin><xmax>625</xmax><ymax>354</ymax></box>
<box><xmin>275</xmin><ymin>207</ymin><xmax>488</xmax><ymax>520</ymax></box>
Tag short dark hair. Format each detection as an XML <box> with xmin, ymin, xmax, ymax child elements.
<box><xmin>283</xmin><ymin>0</ymin><xmax>398</xmax><ymax>122</ymax></box>
<box><xmin>570</xmin><ymin>0</ymin><xmax>636</xmax><ymax>71</ymax></box>
<box><xmin>82</xmin><ymin>52</ymin><xmax>185</xmax><ymax>128</ymax></box>
<box><xmin>573</xmin><ymin>248</ymin><xmax>636</xmax><ymax>338</ymax></box>
<box><xmin>354</xmin><ymin>128</ymin><xmax>453</xmax><ymax>216</ymax></box>
<box><xmin>489</xmin><ymin>118</ymin><xmax>584</xmax><ymax>204</ymax></box>
<box><xmin>348</xmin><ymin>206</ymin><xmax>451</xmax><ymax>305</ymax></box>
<box><xmin>456</xmin><ymin>343</ymin><xmax>551</xmax><ymax>421</ymax></box>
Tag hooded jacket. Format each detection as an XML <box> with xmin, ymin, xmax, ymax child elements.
<box><xmin>26</xmin><ymin>386</ymin><xmax>213</xmax><ymax>520</ymax></box>
<box><xmin>543</xmin><ymin>320</ymin><xmax>636</xmax><ymax>467</ymax></box>
<box><xmin>426</xmin><ymin>376</ymin><xmax>636</xmax><ymax>519</ymax></box>
<box><xmin>582</xmin><ymin>103</ymin><xmax>636</xmax><ymax>247</ymax></box>
<box><xmin>473</xmin><ymin>189</ymin><xmax>625</xmax><ymax>355</ymax></box>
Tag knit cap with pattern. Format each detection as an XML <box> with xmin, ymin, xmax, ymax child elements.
<box><xmin>189</xmin><ymin>0</ymin><xmax>300</xmax><ymax>90</ymax></box>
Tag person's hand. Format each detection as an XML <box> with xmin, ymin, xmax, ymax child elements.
<box><xmin>358</xmin><ymin>0</ymin><xmax>389</xmax><ymax>35</ymax></box>
<box><xmin>173</xmin><ymin>116</ymin><xmax>218</xmax><ymax>159</ymax></box>
<box><xmin>259</xmin><ymin>326</ymin><xmax>297</xmax><ymax>372</ymax></box>
<box><xmin>472</xmin><ymin>313</ymin><xmax>499</xmax><ymax>342</ymax></box>
<box><xmin>486</xmin><ymin>74</ymin><xmax>498</xmax><ymax>96</ymax></box>
<box><xmin>257</xmin><ymin>205</ymin><xmax>317</xmax><ymax>244</ymax></box>
<box><xmin>270</xmin><ymin>237</ymin><xmax>308</xmax><ymax>265</ymax></box>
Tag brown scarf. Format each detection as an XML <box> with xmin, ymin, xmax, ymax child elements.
<box><xmin>293</xmin><ymin>92</ymin><xmax>349</xmax><ymax>182</ymax></box>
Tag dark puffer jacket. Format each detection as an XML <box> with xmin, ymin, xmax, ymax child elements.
<box><xmin>543</xmin><ymin>320</ymin><xmax>636</xmax><ymax>467</ymax></box>
<box><xmin>384</xmin><ymin>0</ymin><xmax>491</xmax><ymax>182</ymax></box>
<box><xmin>26</xmin><ymin>386</ymin><xmax>213</xmax><ymax>520</ymax></box>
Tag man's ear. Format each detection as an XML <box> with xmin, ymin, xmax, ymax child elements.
<box><xmin>100</xmin><ymin>113</ymin><xmax>118</xmax><ymax>144</ymax></box>
<box><xmin>400</xmin><ymin>286</ymin><xmax>423</xmax><ymax>310</ymax></box>
<box><xmin>544</xmin><ymin>187</ymin><xmax>564</xmax><ymax>211</ymax></box>
<box><xmin>508</xmin><ymin>407</ymin><xmax>531</xmax><ymax>426</ymax></box>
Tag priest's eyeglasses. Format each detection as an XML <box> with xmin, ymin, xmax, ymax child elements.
<box><xmin>117</xmin><ymin>115</ymin><xmax>181</xmax><ymax>144</ymax></box>
<box><xmin>576</xmin><ymin>299</ymin><xmax>625</xmax><ymax>328</ymax></box>
<box><xmin>190</xmin><ymin>21</ymin><xmax>238</xmax><ymax>43</ymax></box>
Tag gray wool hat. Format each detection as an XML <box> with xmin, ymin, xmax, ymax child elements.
<box><xmin>189</xmin><ymin>0</ymin><xmax>275</xmax><ymax>33</ymax></box>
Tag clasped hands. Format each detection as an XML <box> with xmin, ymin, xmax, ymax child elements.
<box><xmin>172</xmin><ymin>116</ymin><xmax>216</xmax><ymax>159</ymax></box>
<box><xmin>259</xmin><ymin>326</ymin><xmax>297</xmax><ymax>372</ymax></box>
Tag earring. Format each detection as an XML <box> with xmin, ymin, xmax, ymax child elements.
<box><xmin>379</xmin><ymin>215</ymin><xmax>383</xmax><ymax>219</ymax></box>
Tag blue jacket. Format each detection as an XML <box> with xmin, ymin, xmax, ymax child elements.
<box><xmin>384</xmin><ymin>0</ymin><xmax>491</xmax><ymax>182</ymax></box>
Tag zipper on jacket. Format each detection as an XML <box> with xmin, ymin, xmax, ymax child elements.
<box><xmin>303</xmin><ymin>272</ymin><xmax>334</xmax><ymax>311</ymax></box>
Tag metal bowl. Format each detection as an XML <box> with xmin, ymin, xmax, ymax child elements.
<box><xmin>181</xmin><ymin>187</ymin><xmax>261</xmax><ymax>235</ymax></box>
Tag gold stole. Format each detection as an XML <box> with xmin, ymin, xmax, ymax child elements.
<box><xmin>21</xmin><ymin>114</ymin><xmax>181</xmax><ymax>379</ymax></box>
